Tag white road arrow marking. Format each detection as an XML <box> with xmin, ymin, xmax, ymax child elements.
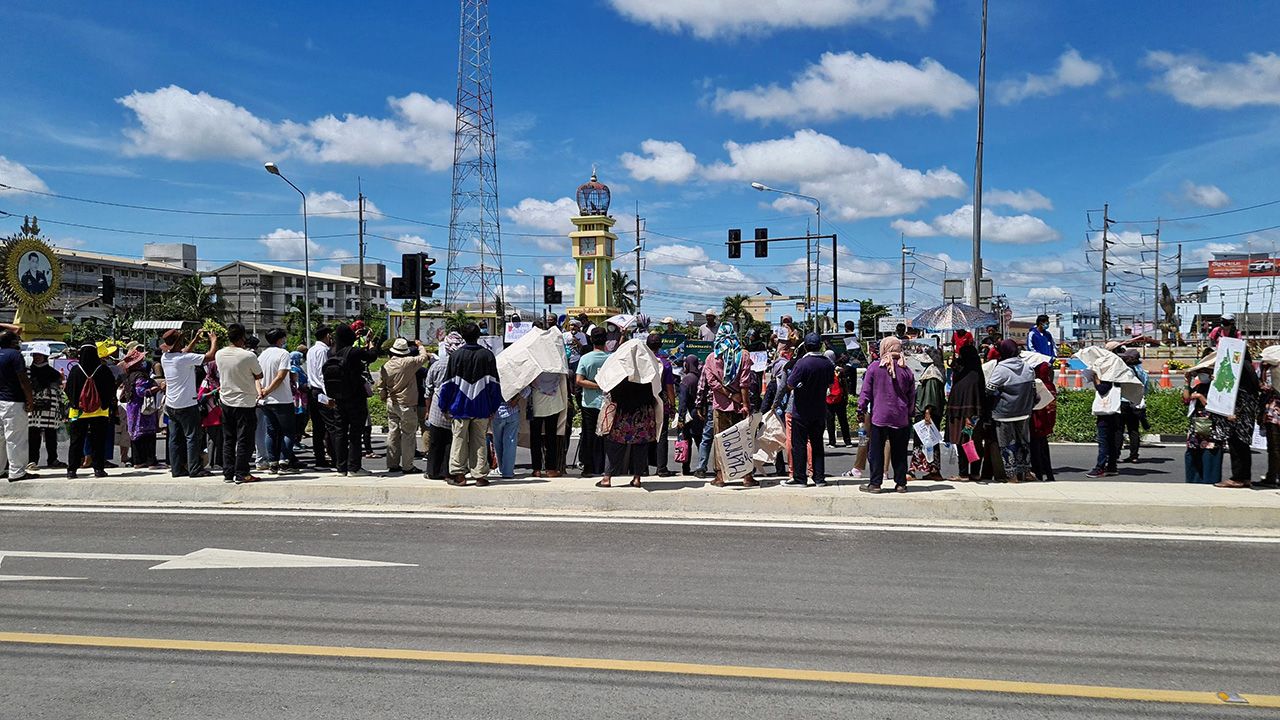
<box><xmin>147</xmin><ymin>548</ymin><xmax>415</xmax><ymax>571</ymax></box>
<box><xmin>0</xmin><ymin>554</ymin><xmax>85</xmax><ymax>583</ymax></box>
<box><xmin>0</xmin><ymin>548</ymin><xmax>414</xmax><ymax>572</ymax></box>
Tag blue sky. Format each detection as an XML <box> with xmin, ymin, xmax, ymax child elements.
<box><xmin>3</xmin><ymin>0</ymin><xmax>1280</xmax><ymax>320</ymax></box>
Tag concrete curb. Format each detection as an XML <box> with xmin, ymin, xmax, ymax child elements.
<box><xmin>4</xmin><ymin>474</ymin><xmax>1278</xmax><ymax>533</ymax></box>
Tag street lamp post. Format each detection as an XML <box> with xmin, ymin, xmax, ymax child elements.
<box><xmin>515</xmin><ymin>269</ymin><xmax>536</xmax><ymax>320</ymax></box>
<box><xmin>750</xmin><ymin>182</ymin><xmax>823</xmax><ymax>327</ymax></box>
<box><xmin>264</xmin><ymin>162</ymin><xmax>312</xmax><ymax>347</ymax></box>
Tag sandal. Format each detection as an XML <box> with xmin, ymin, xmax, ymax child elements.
<box><xmin>629</xmin><ymin>478</ymin><xmax>643</xmax><ymax>489</ymax></box>
<box><xmin>595</xmin><ymin>479</ymin><xmax>612</xmax><ymax>488</ymax></box>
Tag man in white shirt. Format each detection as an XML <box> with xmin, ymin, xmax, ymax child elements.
<box><xmin>160</xmin><ymin>327</ymin><xmax>217</xmax><ymax>478</ymax></box>
<box><xmin>305</xmin><ymin>326</ymin><xmax>335</xmax><ymax>468</ymax></box>
<box><xmin>215</xmin><ymin>323</ymin><xmax>264</xmax><ymax>484</ymax></box>
<box><xmin>257</xmin><ymin>328</ymin><xmax>297</xmax><ymax>473</ymax></box>
<box><xmin>698</xmin><ymin>308</ymin><xmax>719</xmax><ymax>341</ymax></box>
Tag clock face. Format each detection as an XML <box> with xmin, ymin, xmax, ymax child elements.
<box><xmin>579</xmin><ymin>237</ymin><xmax>597</xmax><ymax>256</ymax></box>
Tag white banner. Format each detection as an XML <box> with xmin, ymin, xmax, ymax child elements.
<box><xmin>1206</xmin><ymin>337</ymin><xmax>1246</xmax><ymax>417</ymax></box>
<box><xmin>713</xmin><ymin>414</ymin><xmax>758</xmax><ymax>480</ymax></box>
<box><xmin>504</xmin><ymin>321</ymin><xmax>533</xmax><ymax>343</ymax></box>
<box><xmin>877</xmin><ymin>316</ymin><xmax>908</xmax><ymax>333</ymax></box>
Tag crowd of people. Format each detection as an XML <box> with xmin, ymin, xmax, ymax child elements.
<box><xmin>0</xmin><ymin>307</ymin><xmax>1269</xmax><ymax>491</ymax></box>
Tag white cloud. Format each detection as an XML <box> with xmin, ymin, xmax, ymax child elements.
<box><xmin>1146</xmin><ymin>51</ymin><xmax>1280</xmax><ymax>109</ymax></box>
<box><xmin>703</xmin><ymin>129</ymin><xmax>967</xmax><ymax>220</ymax></box>
<box><xmin>504</xmin><ymin>197</ymin><xmax>578</xmax><ymax>232</ymax></box>
<box><xmin>117</xmin><ymin>85</ymin><xmax>456</xmax><ymax>168</ymax></box>
<box><xmin>307</xmin><ymin>191</ymin><xmax>382</xmax><ymax>217</ymax></box>
<box><xmin>1180</xmin><ymin>181</ymin><xmax>1230</xmax><ymax>209</ymax></box>
<box><xmin>259</xmin><ymin>228</ymin><xmax>327</xmax><ymax>262</ymax></box>
<box><xmin>714</xmin><ymin>52</ymin><xmax>973</xmax><ymax>122</ymax></box>
<box><xmin>1027</xmin><ymin>286</ymin><xmax>1071</xmax><ymax>301</ymax></box>
<box><xmin>619</xmin><ymin>140</ymin><xmax>699</xmax><ymax>183</ymax></box>
<box><xmin>985</xmin><ymin>188</ymin><xmax>1053</xmax><ymax>212</ymax></box>
<box><xmin>892</xmin><ymin>204</ymin><xmax>1061</xmax><ymax>244</ymax></box>
<box><xmin>687</xmin><ymin>261</ymin><xmax>754</xmax><ymax>292</ymax></box>
<box><xmin>385</xmin><ymin>233</ymin><xmax>430</xmax><ymax>255</ymax></box>
<box><xmin>997</xmin><ymin>48</ymin><xmax>1104</xmax><ymax>104</ymax></box>
<box><xmin>0</xmin><ymin>156</ymin><xmax>50</xmax><ymax>194</ymax></box>
<box><xmin>541</xmin><ymin>261</ymin><xmax>577</xmax><ymax>277</ymax></box>
<box><xmin>606</xmin><ymin>0</ymin><xmax>933</xmax><ymax>38</ymax></box>
<box><xmin>646</xmin><ymin>243</ymin><xmax>709</xmax><ymax>267</ymax></box>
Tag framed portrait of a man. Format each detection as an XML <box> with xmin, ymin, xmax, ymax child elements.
<box><xmin>20</xmin><ymin>251</ymin><xmax>52</xmax><ymax>295</ymax></box>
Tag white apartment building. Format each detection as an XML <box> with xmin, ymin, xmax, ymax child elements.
<box><xmin>208</xmin><ymin>260</ymin><xmax>388</xmax><ymax>331</ymax></box>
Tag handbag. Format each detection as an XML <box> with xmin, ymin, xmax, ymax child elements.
<box><xmin>141</xmin><ymin>394</ymin><xmax>157</xmax><ymax>416</ymax></box>
<box><xmin>1190</xmin><ymin>415</ymin><xmax>1213</xmax><ymax>439</ymax></box>
<box><xmin>597</xmin><ymin>399</ymin><xmax>618</xmax><ymax>435</ymax></box>
<box><xmin>674</xmin><ymin>438</ymin><xmax>690</xmax><ymax>464</ymax></box>
<box><xmin>961</xmin><ymin>439</ymin><xmax>981</xmax><ymax>463</ymax></box>
<box><xmin>1091</xmin><ymin>385</ymin><xmax>1122</xmax><ymax>415</ymax></box>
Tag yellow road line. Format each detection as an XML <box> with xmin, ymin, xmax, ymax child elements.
<box><xmin>0</xmin><ymin>630</ymin><xmax>1274</xmax><ymax>709</ymax></box>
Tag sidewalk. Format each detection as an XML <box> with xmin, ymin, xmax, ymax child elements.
<box><xmin>3</xmin><ymin>467</ymin><xmax>1278</xmax><ymax>534</ymax></box>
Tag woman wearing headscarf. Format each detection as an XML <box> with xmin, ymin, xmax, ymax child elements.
<box><xmin>945</xmin><ymin>343</ymin><xmax>987</xmax><ymax>482</ymax></box>
<box><xmin>825</xmin><ymin>350</ymin><xmax>852</xmax><ymax>448</ymax></box>
<box><xmin>1183</xmin><ymin>366</ymin><xmax>1229</xmax><ymax>484</ymax></box>
<box><xmin>64</xmin><ymin>343</ymin><xmax>117</xmax><ymax>477</ymax></box>
<box><xmin>1217</xmin><ymin>350</ymin><xmax>1262</xmax><ymax>488</ymax></box>
<box><xmin>701</xmin><ymin>321</ymin><xmax>756</xmax><ymax>487</ymax></box>
<box><xmin>1029</xmin><ymin>360</ymin><xmax>1057</xmax><ymax>482</ymax></box>
<box><xmin>596</xmin><ymin>378</ymin><xmax>657</xmax><ymax>488</ymax></box>
<box><xmin>913</xmin><ymin>354</ymin><xmax>946</xmax><ymax>480</ymax></box>
<box><xmin>27</xmin><ymin>345</ymin><xmax>66</xmax><ymax>470</ymax></box>
<box><xmin>857</xmin><ymin>336</ymin><xmax>915</xmax><ymax>493</ymax></box>
<box><xmin>677</xmin><ymin>355</ymin><xmax>703</xmax><ymax>476</ymax></box>
<box><xmin>987</xmin><ymin>339</ymin><xmax>1037</xmax><ymax>483</ymax></box>
<box><xmin>120</xmin><ymin>359</ymin><xmax>162</xmax><ymax>468</ymax></box>
<box><xmin>289</xmin><ymin>350</ymin><xmax>309</xmax><ymax>446</ymax></box>
<box><xmin>423</xmin><ymin>331</ymin><xmax>463</xmax><ymax>480</ymax></box>
<box><xmin>528</xmin><ymin>368</ymin><xmax>568</xmax><ymax>478</ymax></box>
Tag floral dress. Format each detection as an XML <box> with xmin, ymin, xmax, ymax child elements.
<box><xmin>1185</xmin><ymin>382</ymin><xmax>1230</xmax><ymax>450</ymax></box>
<box><xmin>126</xmin><ymin>378</ymin><xmax>160</xmax><ymax>441</ymax></box>
<box><xmin>608</xmin><ymin>406</ymin><xmax>656</xmax><ymax>446</ymax></box>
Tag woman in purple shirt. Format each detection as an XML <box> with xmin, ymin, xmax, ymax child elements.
<box><xmin>857</xmin><ymin>336</ymin><xmax>916</xmax><ymax>493</ymax></box>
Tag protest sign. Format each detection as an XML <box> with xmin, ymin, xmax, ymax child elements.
<box><xmin>1206</xmin><ymin>337</ymin><xmax>1246</xmax><ymax>417</ymax></box>
<box><xmin>504</xmin><ymin>321</ymin><xmax>533</xmax><ymax>343</ymax></box>
<box><xmin>749</xmin><ymin>350</ymin><xmax>769</xmax><ymax>371</ymax></box>
<box><xmin>682</xmin><ymin>340</ymin><xmax>713</xmax><ymax>361</ymax></box>
<box><xmin>713</xmin><ymin>414</ymin><xmax>757</xmax><ymax>480</ymax></box>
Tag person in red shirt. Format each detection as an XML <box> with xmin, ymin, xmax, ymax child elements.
<box><xmin>1208</xmin><ymin>314</ymin><xmax>1240</xmax><ymax>347</ymax></box>
<box><xmin>953</xmin><ymin>328</ymin><xmax>974</xmax><ymax>354</ymax></box>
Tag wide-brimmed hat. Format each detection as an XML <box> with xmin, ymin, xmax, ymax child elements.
<box><xmin>661</xmin><ymin>316</ymin><xmax>675</xmax><ymax>324</ymax></box>
<box><xmin>28</xmin><ymin>342</ymin><xmax>51</xmax><ymax>357</ymax></box>
<box><xmin>704</xmin><ymin>308</ymin><xmax>717</xmax><ymax>316</ymax></box>
<box><xmin>120</xmin><ymin>348</ymin><xmax>146</xmax><ymax>372</ymax></box>
<box><xmin>388</xmin><ymin>337</ymin><xmax>412</xmax><ymax>356</ymax></box>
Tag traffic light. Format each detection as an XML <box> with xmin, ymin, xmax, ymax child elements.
<box><xmin>400</xmin><ymin>253</ymin><xmax>419</xmax><ymax>294</ymax></box>
<box><xmin>754</xmin><ymin>227</ymin><xmax>768</xmax><ymax>258</ymax></box>
<box><xmin>728</xmin><ymin>228</ymin><xmax>741</xmax><ymax>259</ymax></box>
<box><xmin>98</xmin><ymin>275</ymin><xmax>115</xmax><ymax>306</ymax></box>
<box><xmin>543</xmin><ymin>275</ymin><xmax>556</xmax><ymax>304</ymax></box>
<box><xmin>420</xmin><ymin>253</ymin><xmax>440</xmax><ymax>297</ymax></box>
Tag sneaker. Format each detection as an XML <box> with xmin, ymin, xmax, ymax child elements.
<box><xmin>25</xmin><ymin>462</ymin><xmax>37</xmax><ymax>473</ymax></box>
<box><xmin>783</xmin><ymin>479</ymin><xmax>807</xmax><ymax>486</ymax></box>
<box><xmin>1105</xmin><ymin>469</ymin><xmax>1119</xmax><ymax>476</ymax></box>
<box><xmin>844</xmin><ymin>467</ymin><xmax>863</xmax><ymax>478</ymax></box>
<box><xmin>268</xmin><ymin>464</ymin><xmax>280</xmax><ymax>475</ymax></box>
<box><xmin>1084</xmin><ymin>467</ymin><xmax>1106</xmax><ymax>478</ymax></box>
<box><xmin>348</xmin><ymin>469</ymin><xmax>373</xmax><ymax>477</ymax></box>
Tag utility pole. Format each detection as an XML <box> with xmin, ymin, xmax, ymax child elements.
<box><xmin>969</xmin><ymin>0</ymin><xmax>988</xmax><ymax>308</ymax></box>
<box><xmin>635</xmin><ymin>202</ymin><xmax>642</xmax><ymax>314</ymax></box>
<box><xmin>357</xmin><ymin>183</ymin><xmax>367</xmax><ymax>315</ymax></box>
<box><xmin>1100</xmin><ymin>203</ymin><xmax>1110</xmax><ymax>339</ymax></box>
<box><xmin>899</xmin><ymin>234</ymin><xmax>908</xmax><ymax>315</ymax></box>
<box><xmin>1153</xmin><ymin>218</ymin><xmax>1160</xmax><ymax>336</ymax></box>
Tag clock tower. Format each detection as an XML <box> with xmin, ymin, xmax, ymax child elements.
<box><xmin>567</xmin><ymin>170</ymin><xmax>618</xmax><ymax>323</ymax></box>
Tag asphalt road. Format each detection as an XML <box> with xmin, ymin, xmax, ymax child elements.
<box><xmin>0</xmin><ymin>509</ymin><xmax>1273</xmax><ymax>718</ymax></box>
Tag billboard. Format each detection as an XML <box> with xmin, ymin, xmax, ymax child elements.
<box><xmin>1208</xmin><ymin>258</ymin><xmax>1280</xmax><ymax>278</ymax></box>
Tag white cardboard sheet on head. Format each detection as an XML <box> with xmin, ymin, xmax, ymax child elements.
<box><xmin>496</xmin><ymin>327</ymin><xmax>569</xmax><ymax>401</ymax></box>
<box><xmin>1206</xmin><ymin>337</ymin><xmax>1246</xmax><ymax>417</ymax></box>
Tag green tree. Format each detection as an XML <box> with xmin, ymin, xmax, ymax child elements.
<box><xmin>611</xmin><ymin>270</ymin><xmax>637</xmax><ymax>314</ymax></box>
<box><xmin>858</xmin><ymin>299</ymin><xmax>891</xmax><ymax>338</ymax></box>
<box><xmin>443</xmin><ymin>310</ymin><xmax>474</xmax><ymax>333</ymax></box>
<box><xmin>153</xmin><ymin>276</ymin><xmax>226</xmax><ymax>323</ymax></box>
<box><xmin>722</xmin><ymin>293</ymin><xmax>754</xmax><ymax>328</ymax></box>
<box><xmin>283</xmin><ymin>297</ymin><xmax>322</xmax><ymax>340</ymax></box>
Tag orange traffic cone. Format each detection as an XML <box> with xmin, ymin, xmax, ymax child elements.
<box><xmin>1160</xmin><ymin>362</ymin><xmax>1171</xmax><ymax>389</ymax></box>
<box><xmin>1073</xmin><ymin>370</ymin><xmax>1084</xmax><ymax>389</ymax></box>
<box><xmin>1057</xmin><ymin>359</ymin><xmax>1069</xmax><ymax>388</ymax></box>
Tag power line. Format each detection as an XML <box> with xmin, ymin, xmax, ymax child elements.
<box><xmin>0</xmin><ymin>182</ymin><xmax>355</xmax><ymax>217</ymax></box>
<box><xmin>0</xmin><ymin>210</ymin><xmax>356</xmax><ymax>241</ymax></box>
<box><xmin>1112</xmin><ymin>198</ymin><xmax>1280</xmax><ymax>225</ymax></box>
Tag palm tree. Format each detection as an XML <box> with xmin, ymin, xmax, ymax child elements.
<box><xmin>858</xmin><ymin>299</ymin><xmax>891</xmax><ymax>339</ymax></box>
<box><xmin>443</xmin><ymin>310</ymin><xmax>473</xmax><ymax>333</ymax></box>
<box><xmin>722</xmin><ymin>293</ymin><xmax>753</xmax><ymax>328</ymax></box>
<box><xmin>611</xmin><ymin>270</ymin><xmax>637</xmax><ymax>314</ymax></box>
<box><xmin>155</xmin><ymin>276</ymin><xmax>225</xmax><ymax>322</ymax></box>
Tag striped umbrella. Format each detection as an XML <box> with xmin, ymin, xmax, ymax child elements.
<box><xmin>910</xmin><ymin>302</ymin><xmax>997</xmax><ymax>332</ymax></box>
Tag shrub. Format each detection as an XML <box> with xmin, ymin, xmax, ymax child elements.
<box><xmin>1052</xmin><ymin>389</ymin><xmax>1186</xmax><ymax>442</ymax></box>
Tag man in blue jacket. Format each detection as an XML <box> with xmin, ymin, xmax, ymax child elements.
<box><xmin>437</xmin><ymin>322</ymin><xmax>503</xmax><ymax>486</ymax></box>
<box><xmin>1028</xmin><ymin>314</ymin><xmax>1056</xmax><ymax>358</ymax></box>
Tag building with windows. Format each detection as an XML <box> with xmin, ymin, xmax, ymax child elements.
<box><xmin>207</xmin><ymin>260</ymin><xmax>388</xmax><ymax>332</ymax></box>
<box><xmin>0</xmin><ymin>242</ymin><xmax>199</xmax><ymax>322</ymax></box>
<box><xmin>1176</xmin><ymin>251</ymin><xmax>1280</xmax><ymax>338</ymax></box>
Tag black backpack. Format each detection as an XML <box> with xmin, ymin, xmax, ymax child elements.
<box><xmin>322</xmin><ymin>349</ymin><xmax>347</xmax><ymax>401</ymax></box>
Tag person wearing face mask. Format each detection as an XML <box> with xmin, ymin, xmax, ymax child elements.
<box><xmin>1183</xmin><ymin>367</ymin><xmax>1228</xmax><ymax>484</ymax></box>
